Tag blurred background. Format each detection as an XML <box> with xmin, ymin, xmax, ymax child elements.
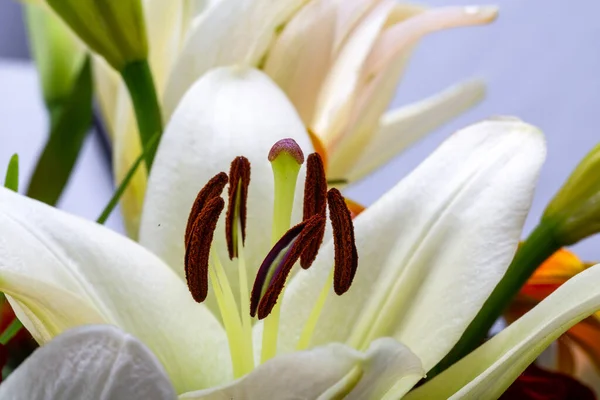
<box><xmin>1</xmin><ymin>0</ymin><xmax>599</xmax><ymax>258</ymax></box>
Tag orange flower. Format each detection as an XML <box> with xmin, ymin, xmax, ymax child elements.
<box><xmin>507</xmin><ymin>249</ymin><xmax>600</xmax><ymax>394</ymax></box>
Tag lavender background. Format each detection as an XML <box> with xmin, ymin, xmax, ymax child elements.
<box><xmin>1</xmin><ymin>0</ymin><xmax>599</xmax><ymax>258</ymax></box>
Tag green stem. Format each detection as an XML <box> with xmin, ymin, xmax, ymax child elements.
<box><xmin>428</xmin><ymin>220</ymin><xmax>561</xmax><ymax>379</ymax></box>
<box><xmin>121</xmin><ymin>60</ymin><xmax>163</xmax><ymax>170</ymax></box>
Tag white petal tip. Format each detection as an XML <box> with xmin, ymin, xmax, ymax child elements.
<box><xmin>487</xmin><ymin>115</ymin><xmax>523</xmax><ymax>122</ymax></box>
<box><xmin>463</xmin><ymin>5</ymin><xmax>499</xmax><ymax>21</ymax></box>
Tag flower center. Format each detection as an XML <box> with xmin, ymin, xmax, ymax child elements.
<box><xmin>183</xmin><ymin>138</ymin><xmax>358</xmax><ymax>378</ymax></box>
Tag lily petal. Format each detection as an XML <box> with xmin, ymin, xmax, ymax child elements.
<box><xmin>0</xmin><ymin>187</ymin><xmax>231</xmax><ymax>393</ymax></box>
<box><xmin>406</xmin><ymin>263</ymin><xmax>600</xmax><ymax>399</ymax></box>
<box><xmin>140</xmin><ymin>67</ymin><xmax>313</xmax><ymax>317</ymax></box>
<box><xmin>0</xmin><ymin>325</ymin><xmax>177</xmax><ymax>400</ymax></box>
<box><xmin>328</xmin><ymin>6</ymin><xmax>498</xmax><ymax>178</ymax></box>
<box><xmin>274</xmin><ymin>118</ymin><xmax>545</xmax><ymax>378</ymax></box>
<box><xmin>181</xmin><ymin>338</ymin><xmax>422</xmax><ymax>399</ymax></box>
<box><xmin>163</xmin><ymin>0</ymin><xmax>309</xmax><ymax>118</ymax></box>
<box><xmin>112</xmin><ymin>83</ymin><xmax>148</xmax><ymax>238</ymax></box>
<box><xmin>347</xmin><ymin>79</ymin><xmax>486</xmax><ymax>182</ymax></box>
<box><xmin>311</xmin><ymin>0</ymin><xmax>397</xmax><ymax>146</ymax></box>
<box><xmin>263</xmin><ymin>0</ymin><xmax>339</xmax><ymax>125</ymax></box>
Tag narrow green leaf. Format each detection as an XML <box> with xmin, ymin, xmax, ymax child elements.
<box><xmin>26</xmin><ymin>56</ymin><xmax>93</xmax><ymax>205</ymax></box>
<box><xmin>96</xmin><ymin>131</ymin><xmax>160</xmax><ymax>224</ymax></box>
<box><xmin>4</xmin><ymin>154</ymin><xmax>19</xmax><ymax>192</ymax></box>
<box><xmin>0</xmin><ymin>318</ymin><xmax>22</xmax><ymax>345</ymax></box>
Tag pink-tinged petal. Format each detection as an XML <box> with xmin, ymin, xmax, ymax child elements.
<box><xmin>328</xmin><ymin>6</ymin><xmax>498</xmax><ymax>178</ymax></box>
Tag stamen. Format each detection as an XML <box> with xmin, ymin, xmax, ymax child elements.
<box><xmin>327</xmin><ymin>188</ymin><xmax>358</xmax><ymax>295</ymax></box>
<box><xmin>184</xmin><ymin>172</ymin><xmax>228</xmax><ymax>245</ymax></box>
<box><xmin>184</xmin><ymin>197</ymin><xmax>225</xmax><ymax>303</ymax></box>
<box><xmin>301</xmin><ymin>153</ymin><xmax>327</xmax><ymax>269</ymax></box>
<box><xmin>226</xmin><ymin>156</ymin><xmax>251</xmax><ymax>259</ymax></box>
<box><xmin>251</xmin><ymin>215</ymin><xmax>326</xmax><ymax>320</ymax></box>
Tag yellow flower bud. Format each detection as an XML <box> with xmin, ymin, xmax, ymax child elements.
<box><xmin>46</xmin><ymin>0</ymin><xmax>148</xmax><ymax>71</ymax></box>
<box><xmin>543</xmin><ymin>143</ymin><xmax>600</xmax><ymax>245</ymax></box>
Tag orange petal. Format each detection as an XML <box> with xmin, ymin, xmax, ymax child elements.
<box><xmin>344</xmin><ymin>197</ymin><xmax>366</xmax><ymax>219</ymax></box>
<box><xmin>307</xmin><ymin>128</ymin><xmax>329</xmax><ymax>170</ymax></box>
<box><xmin>507</xmin><ymin>248</ymin><xmax>600</xmax><ymax>379</ymax></box>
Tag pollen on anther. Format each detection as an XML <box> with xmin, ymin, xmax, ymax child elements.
<box><xmin>185</xmin><ymin>197</ymin><xmax>225</xmax><ymax>303</ymax></box>
<box><xmin>251</xmin><ymin>215</ymin><xmax>326</xmax><ymax>319</ymax></box>
<box><xmin>226</xmin><ymin>156</ymin><xmax>251</xmax><ymax>259</ymax></box>
<box><xmin>301</xmin><ymin>153</ymin><xmax>327</xmax><ymax>269</ymax></box>
<box><xmin>185</xmin><ymin>172</ymin><xmax>228</xmax><ymax>245</ymax></box>
<box><xmin>327</xmin><ymin>188</ymin><xmax>358</xmax><ymax>295</ymax></box>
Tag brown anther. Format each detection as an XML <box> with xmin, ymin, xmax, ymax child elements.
<box><xmin>226</xmin><ymin>156</ymin><xmax>251</xmax><ymax>259</ymax></box>
<box><xmin>300</xmin><ymin>153</ymin><xmax>328</xmax><ymax>269</ymax></box>
<box><xmin>327</xmin><ymin>188</ymin><xmax>358</xmax><ymax>295</ymax></box>
<box><xmin>251</xmin><ymin>215</ymin><xmax>326</xmax><ymax>319</ymax></box>
<box><xmin>185</xmin><ymin>172</ymin><xmax>228</xmax><ymax>245</ymax></box>
<box><xmin>185</xmin><ymin>197</ymin><xmax>225</xmax><ymax>303</ymax></box>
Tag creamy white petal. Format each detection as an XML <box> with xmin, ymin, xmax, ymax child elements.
<box><xmin>311</xmin><ymin>0</ymin><xmax>395</xmax><ymax>146</ymax></box>
<box><xmin>263</xmin><ymin>0</ymin><xmax>339</xmax><ymax>125</ymax></box>
<box><xmin>347</xmin><ymin>79</ymin><xmax>486</xmax><ymax>181</ymax></box>
<box><xmin>163</xmin><ymin>0</ymin><xmax>308</xmax><ymax>118</ymax></box>
<box><xmin>92</xmin><ymin>56</ymin><xmax>120</xmax><ymax>140</ymax></box>
<box><xmin>140</xmin><ymin>67</ymin><xmax>313</xmax><ymax>317</ymax></box>
<box><xmin>0</xmin><ymin>325</ymin><xmax>177</xmax><ymax>400</ymax></box>
<box><xmin>328</xmin><ymin>6</ymin><xmax>497</xmax><ymax>178</ymax></box>
<box><xmin>273</xmin><ymin>119</ymin><xmax>545</xmax><ymax>376</ymax></box>
<box><xmin>144</xmin><ymin>0</ymin><xmax>185</xmax><ymax>94</ymax></box>
<box><xmin>0</xmin><ymin>187</ymin><xmax>231</xmax><ymax>393</ymax></box>
<box><xmin>181</xmin><ymin>338</ymin><xmax>422</xmax><ymax>399</ymax></box>
<box><xmin>406</xmin><ymin>263</ymin><xmax>600</xmax><ymax>399</ymax></box>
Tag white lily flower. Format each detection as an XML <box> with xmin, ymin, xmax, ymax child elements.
<box><xmin>90</xmin><ymin>0</ymin><xmax>498</xmax><ymax>236</ymax></box>
<box><xmin>3</xmin><ymin>67</ymin><xmax>592</xmax><ymax>399</ymax></box>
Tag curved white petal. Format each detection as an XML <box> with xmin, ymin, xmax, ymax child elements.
<box><xmin>312</xmin><ymin>0</ymin><xmax>396</xmax><ymax>146</ymax></box>
<box><xmin>144</xmin><ymin>0</ymin><xmax>185</xmax><ymax>95</ymax></box>
<box><xmin>273</xmin><ymin>119</ymin><xmax>545</xmax><ymax>376</ymax></box>
<box><xmin>0</xmin><ymin>325</ymin><xmax>177</xmax><ymax>400</ymax></box>
<box><xmin>163</xmin><ymin>0</ymin><xmax>308</xmax><ymax>118</ymax></box>
<box><xmin>181</xmin><ymin>338</ymin><xmax>422</xmax><ymax>399</ymax></box>
<box><xmin>0</xmin><ymin>188</ymin><xmax>231</xmax><ymax>393</ymax></box>
<box><xmin>347</xmin><ymin>79</ymin><xmax>486</xmax><ymax>182</ymax></box>
<box><xmin>406</xmin><ymin>263</ymin><xmax>600</xmax><ymax>400</ymax></box>
<box><xmin>140</xmin><ymin>67</ymin><xmax>313</xmax><ymax>317</ymax></box>
<box><xmin>92</xmin><ymin>56</ymin><xmax>120</xmax><ymax>139</ymax></box>
<box><xmin>112</xmin><ymin>83</ymin><xmax>148</xmax><ymax>238</ymax></box>
<box><xmin>263</xmin><ymin>0</ymin><xmax>339</xmax><ymax>125</ymax></box>
<box><xmin>327</xmin><ymin>6</ymin><xmax>498</xmax><ymax>178</ymax></box>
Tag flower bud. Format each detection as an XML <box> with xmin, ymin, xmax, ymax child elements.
<box><xmin>543</xmin><ymin>143</ymin><xmax>600</xmax><ymax>245</ymax></box>
<box><xmin>25</xmin><ymin>4</ymin><xmax>85</xmax><ymax>107</ymax></box>
<box><xmin>46</xmin><ymin>0</ymin><xmax>148</xmax><ymax>71</ymax></box>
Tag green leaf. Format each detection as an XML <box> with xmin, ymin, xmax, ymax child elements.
<box><xmin>0</xmin><ymin>319</ymin><xmax>22</xmax><ymax>345</ymax></box>
<box><xmin>96</xmin><ymin>130</ymin><xmax>160</xmax><ymax>224</ymax></box>
<box><xmin>26</xmin><ymin>56</ymin><xmax>93</xmax><ymax>205</ymax></box>
<box><xmin>4</xmin><ymin>154</ymin><xmax>19</xmax><ymax>192</ymax></box>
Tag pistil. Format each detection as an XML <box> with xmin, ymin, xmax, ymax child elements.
<box><xmin>262</xmin><ymin>139</ymin><xmax>305</xmax><ymax>362</ymax></box>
